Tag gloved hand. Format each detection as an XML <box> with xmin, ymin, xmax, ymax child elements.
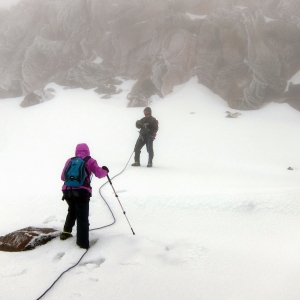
<box><xmin>136</xmin><ymin>120</ymin><xmax>143</xmax><ymax>129</ymax></box>
<box><xmin>102</xmin><ymin>166</ymin><xmax>109</xmax><ymax>173</ymax></box>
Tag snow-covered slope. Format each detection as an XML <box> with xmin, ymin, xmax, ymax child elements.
<box><xmin>1</xmin><ymin>78</ymin><xmax>300</xmax><ymax>300</ymax></box>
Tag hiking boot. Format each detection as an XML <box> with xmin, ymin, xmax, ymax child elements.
<box><xmin>60</xmin><ymin>231</ymin><xmax>73</xmax><ymax>240</ymax></box>
<box><xmin>131</xmin><ymin>162</ymin><xmax>140</xmax><ymax>167</ymax></box>
<box><xmin>147</xmin><ymin>163</ymin><xmax>152</xmax><ymax>168</ymax></box>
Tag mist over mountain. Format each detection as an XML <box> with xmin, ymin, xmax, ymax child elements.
<box><xmin>1</xmin><ymin>0</ymin><xmax>300</xmax><ymax>110</ymax></box>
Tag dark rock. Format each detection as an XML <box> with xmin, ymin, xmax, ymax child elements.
<box><xmin>0</xmin><ymin>226</ymin><xmax>60</xmax><ymax>252</ymax></box>
<box><xmin>110</xmin><ymin>78</ymin><xmax>123</xmax><ymax>85</ymax></box>
<box><xmin>283</xmin><ymin>97</ymin><xmax>300</xmax><ymax>111</ymax></box>
<box><xmin>100</xmin><ymin>94</ymin><xmax>111</xmax><ymax>99</ymax></box>
<box><xmin>20</xmin><ymin>88</ymin><xmax>55</xmax><ymax>108</ymax></box>
<box><xmin>271</xmin><ymin>83</ymin><xmax>300</xmax><ymax>111</ymax></box>
<box><xmin>127</xmin><ymin>76</ymin><xmax>163</xmax><ymax>107</ymax></box>
<box><xmin>284</xmin><ymin>83</ymin><xmax>300</xmax><ymax>97</ymax></box>
<box><xmin>94</xmin><ymin>82</ymin><xmax>122</xmax><ymax>95</ymax></box>
<box><xmin>225</xmin><ymin>111</ymin><xmax>242</xmax><ymax>118</ymax></box>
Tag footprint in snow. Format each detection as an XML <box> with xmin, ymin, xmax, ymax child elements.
<box><xmin>53</xmin><ymin>252</ymin><xmax>65</xmax><ymax>262</ymax></box>
<box><xmin>81</xmin><ymin>258</ymin><xmax>106</xmax><ymax>270</ymax></box>
<box><xmin>90</xmin><ymin>239</ymin><xmax>98</xmax><ymax>247</ymax></box>
<box><xmin>70</xmin><ymin>293</ymin><xmax>82</xmax><ymax>298</ymax></box>
<box><xmin>5</xmin><ymin>268</ymin><xmax>27</xmax><ymax>277</ymax></box>
<box><xmin>43</xmin><ymin>216</ymin><xmax>57</xmax><ymax>224</ymax></box>
<box><xmin>161</xmin><ymin>240</ymin><xmax>206</xmax><ymax>269</ymax></box>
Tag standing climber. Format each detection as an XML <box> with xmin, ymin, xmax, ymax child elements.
<box><xmin>132</xmin><ymin>107</ymin><xmax>158</xmax><ymax>167</ymax></box>
<box><xmin>60</xmin><ymin>143</ymin><xmax>109</xmax><ymax>249</ymax></box>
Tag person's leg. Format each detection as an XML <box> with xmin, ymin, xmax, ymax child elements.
<box><xmin>132</xmin><ymin>137</ymin><xmax>146</xmax><ymax>166</ymax></box>
<box><xmin>146</xmin><ymin>136</ymin><xmax>154</xmax><ymax>167</ymax></box>
<box><xmin>75</xmin><ymin>190</ymin><xmax>91</xmax><ymax>249</ymax></box>
<box><xmin>60</xmin><ymin>198</ymin><xmax>76</xmax><ymax>240</ymax></box>
<box><xmin>75</xmin><ymin>201</ymin><xmax>90</xmax><ymax>248</ymax></box>
<box><xmin>63</xmin><ymin>199</ymin><xmax>76</xmax><ymax>233</ymax></box>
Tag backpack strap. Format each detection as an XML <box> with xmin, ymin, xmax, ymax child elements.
<box><xmin>84</xmin><ymin>156</ymin><xmax>91</xmax><ymax>162</ymax></box>
<box><xmin>83</xmin><ymin>156</ymin><xmax>91</xmax><ymax>187</ymax></box>
<box><xmin>64</xmin><ymin>157</ymin><xmax>76</xmax><ymax>190</ymax></box>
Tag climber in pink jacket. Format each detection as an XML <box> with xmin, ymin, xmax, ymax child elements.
<box><xmin>60</xmin><ymin>143</ymin><xmax>109</xmax><ymax>249</ymax></box>
<box><xmin>61</xmin><ymin>143</ymin><xmax>108</xmax><ymax>194</ymax></box>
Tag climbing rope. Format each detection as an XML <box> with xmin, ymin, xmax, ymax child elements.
<box><xmin>36</xmin><ymin>151</ymin><xmax>134</xmax><ymax>300</ymax></box>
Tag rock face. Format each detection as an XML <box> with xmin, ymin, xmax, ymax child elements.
<box><xmin>20</xmin><ymin>88</ymin><xmax>55</xmax><ymax>107</ymax></box>
<box><xmin>1</xmin><ymin>0</ymin><xmax>300</xmax><ymax>110</ymax></box>
<box><xmin>0</xmin><ymin>227</ymin><xmax>60</xmax><ymax>252</ymax></box>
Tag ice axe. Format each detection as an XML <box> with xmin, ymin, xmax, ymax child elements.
<box><xmin>106</xmin><ymin>174</ymin><xmax>135</xmax><ymax>235</ymax></box>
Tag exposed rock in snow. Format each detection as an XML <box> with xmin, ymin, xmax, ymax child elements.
<box><xmin>20</xmin><ymin>87</ymin><xmax>55</xmax><ymax>107</ymax></box>
<box><xmin>225</xmin><ymin>110</ymin><xmax>242</xmax><ymax>118</ymax></box>
<box><xmin>1</xmin><ymin>0</ymin><xmax>300</xmax><ymax>110</ymax></box>
<box><xmin>0</xmin><ymin>227</ymin><xmax>60</xmax><ymax>252</ymax></box>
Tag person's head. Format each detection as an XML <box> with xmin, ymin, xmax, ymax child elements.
<box><xmin>144</xmin><ymin>107</ymin><xmax>151</xmax><ymax>118</ymax></box>
<box><xmin>75</xmin><ymin>143</ymin><xmax>90</xmax><ymax>157</ymax></box>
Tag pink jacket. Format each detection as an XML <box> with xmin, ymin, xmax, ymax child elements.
<box><xmin>61</xmin><ymin>143</ymin><xmax>108</xmax><ymax>194</ymax></box>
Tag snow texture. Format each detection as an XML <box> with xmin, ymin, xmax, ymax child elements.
<box><xmin>1</xmin><ymin>77</ymin><xmax>300</xmax><ymax>299</ymax></box>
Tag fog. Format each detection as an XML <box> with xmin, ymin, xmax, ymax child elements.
<box><xmin>0</xmin><ymin>0</ymin><xmax>20</xmax><ymax>9</ymax></box>
<box><xmin>1</xmin><ymin>0</ymin><xmax>300</xmax><ymax>112</ymax></box>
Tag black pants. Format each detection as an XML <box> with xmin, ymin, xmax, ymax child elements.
<box><xmin>62</xmin><ymin>189</ymin><xmax>91</xmax><ymax>249</ymax></box>
<box><xmin>134</xmin><ymin>134</ymin><xmax>154</xmax><ymax>163</ymax></box>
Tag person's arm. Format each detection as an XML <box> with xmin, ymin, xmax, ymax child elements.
<box><xmin>150</xmin><ymin>118</ymin><xmax>158</xmax><ymax>137</ymax></box>
<box><xmin>136</xmin><ymin>118</ymin><xmax>144</xmax><ymax>129</ymax></box>
<box><xmin>90</xmin><ymin>159</ymin><xmax>108</xmax><ymax>178</ymax></box>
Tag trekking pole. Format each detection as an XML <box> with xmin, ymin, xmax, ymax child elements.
<box><xmin>106</xmin><ymin>174</ymin><xmax>135</xmax><ymax>235</ymax></box>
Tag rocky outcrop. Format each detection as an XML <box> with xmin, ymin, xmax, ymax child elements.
<box><xmin>1</xmin><ymin>0</ymin><xmax>300</xmax><ymax>110</ymax></box>
<box><xmin>0</xmin><ymin>227</ymin><xmax>60</xmax><ymax>252</ymax></box>
<box><xmin>20</xmin><ymin>87</ymin><xmax>55</xmax><ymax>107</ymax></box>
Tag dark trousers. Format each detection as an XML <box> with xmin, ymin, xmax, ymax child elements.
<box><xmin>62</xmin><ymin>189</ymin><xmax>90</xmax><ymax>249</ymax></box>
<box><xmin>134</xmin><ymin>134</ymin><xmax>154</xmax><ymax>163</ymax></box>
